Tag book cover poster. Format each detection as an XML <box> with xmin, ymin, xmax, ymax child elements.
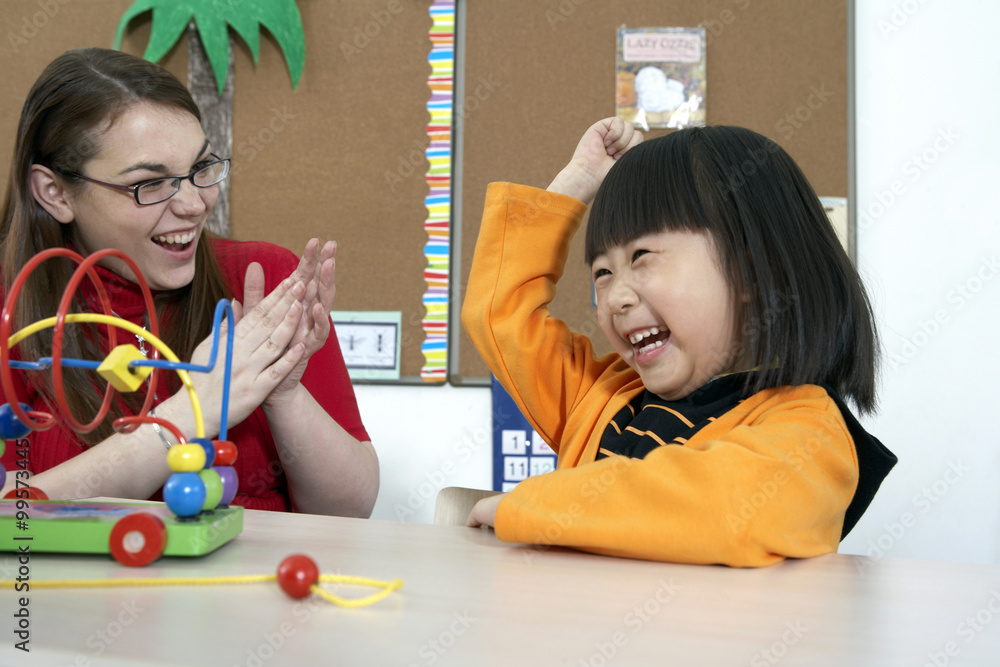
<box><xmin>616</xmin><ymin>26</ymin><xmax>707</xmax><ymax>131</ymax></box>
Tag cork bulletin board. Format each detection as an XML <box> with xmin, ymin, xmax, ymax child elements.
<box><xmin>454</xmin><ymin>0</ymin><xmax>849</xmax><ymax>384</ymax></box>
<box><xmin>0</xmin><ymin>0</ymin><xmax>437</xmax><ymax>382</ymax></box>
<box><xmin>0</xmin><ymin>0</ymin><xmax>848</xmax><ymax>386</ymax></box>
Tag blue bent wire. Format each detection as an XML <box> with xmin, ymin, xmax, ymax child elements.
<box><xmin>129</xmin><ymin>300</ymin><xmax>235</xmax><ymax>439</ymax></box>
<box><xmin>220</xmin><ymin>301</ymin><xmax>233</xmax><ymax>440</ymax></box>
<box><xmin>9</xmin><ymin>358</ymin><xmax>99</xmax><ymax>370</ymax></box>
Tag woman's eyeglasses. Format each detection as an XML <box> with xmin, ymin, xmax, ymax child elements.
<box><xmin>59</xmin><ymin>155</ymin><xmax>231</xmax><ymax>206</ymax></box>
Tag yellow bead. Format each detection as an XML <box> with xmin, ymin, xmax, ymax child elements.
<box><xmin>97</xmin><ymin>344</ymin><xmax>152</xmax><ymax>393</ymax></box>
<box><xmin>166</xmin><ymin>444</ymin><xmax>207</xmax><ymax>472</ymax></box>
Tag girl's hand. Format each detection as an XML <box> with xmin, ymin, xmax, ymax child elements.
<box><xmin>466</xmin><ymin>492</ymin><xmax>507</xmax><ymax>528</ymax></box>
<box><xmin>236</xmin><ymin>239</ymin><xmax>338</xmax><ymax>406</ymax></box>
<box><xmin>548</xmin><ymin>117</ymin><xmax>643</xmax><ymax>204</ymax></box>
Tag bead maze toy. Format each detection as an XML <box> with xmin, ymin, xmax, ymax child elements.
<box><xmin>0</xmin><ymin>247</ymin><xmax>243</xmax><ymax>566</ymax></box>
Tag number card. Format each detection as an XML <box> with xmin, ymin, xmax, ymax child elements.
<box><xmin>491</xmin><ymin>376</ymin><xmax>557</xmax><ymax>492</ymax></box>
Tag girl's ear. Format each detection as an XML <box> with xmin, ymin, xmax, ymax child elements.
<box><xmin>28</xmin><ymin>164</ymin><xmax>75</xmax><ymax>224</ymax></box>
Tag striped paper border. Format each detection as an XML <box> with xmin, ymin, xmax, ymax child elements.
<box><xmin>420</xmin><ymin>0</ymin><xmax>454</xmax><ymax>381</ymax></box>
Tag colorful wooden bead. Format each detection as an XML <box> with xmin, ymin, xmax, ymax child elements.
<box><xmin>0</xmin><ymin>403</ymin><xmax>32</xmax><ymax>441</ymax></box>
<box><xmin>191</xmin><ymin>437</ymin><xmax>215</xmax><ymax>468</ymax></box>
<box><xmin>277</xmin><ymin>554</ymin><xmax>319</xmax><ymax>599</ymax></box>
<box><xmin>166</xmin><ymin>444</ymin><xmax>207</xmax><ymax>473</ymax></box>
<box><xmin>163</xmin><ymin>472</ymin><xmax>206</xmax><ymax>517</ymax></box>
<box><xmin>96</xmin><ymin>344</ymin><xmax>152</xmax><ymax>392</ymax></box>
<box><xmin>212</xmin><ymin>440</ymin><xmax>237</xmax><ymax>466</ymax></box>
<box><xmin>214</xmin><ymin>466</ymin><xmax>240</xmax><ymax>505</ymax></box>
<box><xmin>199</xmin><ymin>468</ymin><xmax>223</xmax><ymax>510</ymax></box>
<box><xmin>216</xmin><ymin>466</ymin><xmax>238</xmax><ymax>506</ymax></box>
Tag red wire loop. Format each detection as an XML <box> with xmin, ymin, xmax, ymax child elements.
<box><xmin>113</xmin><ymin>416</ymin><xmax>186</xmax><ymax>445</ymax></box>
<box><xmin>1</xmin><ymin>248</ymin><xmax>161</xmax><ymax>435</ymax></box>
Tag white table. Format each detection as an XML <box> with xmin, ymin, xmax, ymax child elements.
<box><xmin>2</xmin><ymin>506</ymin><xmax>999</xmax><ymax>666</ymax></box>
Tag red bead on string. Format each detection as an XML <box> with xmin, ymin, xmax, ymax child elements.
<box><xmin>276</xmin><ymin>554</ymin><xmax>320</xmax><ymax>599</ymax></box>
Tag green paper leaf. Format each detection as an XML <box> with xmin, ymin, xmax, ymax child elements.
<box><xmin>114</xmin><ymin>0</ymin><xmax>306</xmax><ymax>94</ymax></box>
<box><xmin>144</xmin><ymin>6</ymin><xmax>196</xmax><ymax>64</ymax></box>
<box><xmin>223</xmin><ymin>12</ymin><xmax>261</xmax><ymax>64</ymax></box>
<box><xmin>260</xmin><ymin>0</ymin><xmax>305</xmax><ymax>89</ymax></box>
<box><xmin>191</xmin><ymin>8</ymin><xmax>230</xmax><ymax>93</ymax></box>
<box><xmin>113</xmin><ymin>0</ymin><xmax>156</xmax><ymax>50</ymax></box>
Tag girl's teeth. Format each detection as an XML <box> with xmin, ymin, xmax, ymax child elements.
<box><xmin>638</xmin><ymin>339</ymin><xmax>664</xmax><ymax>355</ymax></box>
<box><xmin>629</xmin><ymin>327</ymin><xmax>660</xmax><ymax>345</ymax></box>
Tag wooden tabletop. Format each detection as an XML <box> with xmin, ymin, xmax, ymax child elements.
<box><xmin>2</xmin><ymin>506</ymin><xmax>999</xmax><ymax>666</ymax></box>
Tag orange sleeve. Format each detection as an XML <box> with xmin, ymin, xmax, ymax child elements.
<box><xmin>461</xmin><ymin>182</ymin><xmax>630</xmax><ymax>453</ymax></box>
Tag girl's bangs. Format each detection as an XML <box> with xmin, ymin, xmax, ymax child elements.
<box><xmin>586</xmin><ymin>134</ymin><xmax>707</xmax><ymax>264</ymax></box>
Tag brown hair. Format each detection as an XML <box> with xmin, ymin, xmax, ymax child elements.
<box><xmin>0</xmin><ymin>48</ymin><xmax>229</xmax><ymax>444</ymax></box>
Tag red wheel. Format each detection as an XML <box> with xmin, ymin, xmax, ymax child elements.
<box><xmin>2</xmin><ymin>487</ymin><xmax>48</xmax><ymax>500</ymax></box>
<box><xmin>109</xmin><ymin>512</ymin><xmax>167</xmax><ymax>567</ymax></box>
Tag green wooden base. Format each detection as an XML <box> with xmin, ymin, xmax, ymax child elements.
<box><xmin>0</xmin><ymin>500</ymin><xmax>242</xmax><ymax>558</ymax></box>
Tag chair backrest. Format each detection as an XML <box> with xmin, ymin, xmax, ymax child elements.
<box><xmin>433</xmin><ymin>487</ymin><xmax>502</xmax><ymax>526</ymax></box>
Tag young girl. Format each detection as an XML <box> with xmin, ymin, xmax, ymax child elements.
<box><xmin>0</xmin><ymin>48</ymin><xmax>378</xmax><ymax>517</ymax></box>
<box><xmin>462</xmin><ymin>118</ymin><xmax>896</xmax><ymax>566</ymax></box>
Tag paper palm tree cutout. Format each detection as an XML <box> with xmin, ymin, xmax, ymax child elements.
<box><xmin>114</xmin><ymin>0</ymin><xmax>306</xmax><ymax>237</ymax></box>
<box><xmin>114</xmin><ymin>0</ymin><xmax>305</xmax><ymax>93</ymax></box>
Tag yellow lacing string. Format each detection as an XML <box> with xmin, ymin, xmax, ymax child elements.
<box><xmin>0</xmin><ymin>574</ymin><xmax>404</xmax><ymax>609</ymax></box>
<box><xmin>309</xmin><ymin>575</ymin><xmax>404</xmax><ymax>608</ymax></box>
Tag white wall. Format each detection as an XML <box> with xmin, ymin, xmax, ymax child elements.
<box><xmin>840</xmin><ymin>0</ymin><xmax>1000</xmax><ymax>564</ymax></box>
<box><xmin>360</xmin><ymin>0</ymin><xmax>1000</xmax><ymax>565</ymax></box>
<box><xmin>358</xmin><ymin>383</ymin><xmax>493</xmax><ymax>525</ymax></box>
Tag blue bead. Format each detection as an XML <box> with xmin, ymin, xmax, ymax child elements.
<box><xmin>163</xmin><ymin>472</ymin><xmax>207</xmax><ymax>517</ymax></box>
<box><xmin>191</xmin><ymin>437</ymin><xmax>216</xmax><ymax>468</ymax></box>
<box><xmin>0</xmin><ymin>403</ymin><xmax>32</xmax><ymax>441</ymax></box>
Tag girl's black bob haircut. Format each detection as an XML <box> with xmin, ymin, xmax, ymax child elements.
<box><xmin>586</xmin><ymin>126</ymin><xmax>879</xmax><ymax>414</ymax></box>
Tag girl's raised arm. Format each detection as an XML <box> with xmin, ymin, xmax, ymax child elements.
<box><xmin>547</xmin><ymin>117</ymin><xmax>643</xmax><ymax>204</ymax></box>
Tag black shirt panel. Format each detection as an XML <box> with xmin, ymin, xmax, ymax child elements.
<box><xmin>596</xmin><ymin>374</ymin><xmax>750</xmax><ymax>460</ymax></box>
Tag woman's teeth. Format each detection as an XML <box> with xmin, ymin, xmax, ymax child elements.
<box><xmin>153</xmin><ymin>231</ymin><xmax>196</xmax><ymax>245</ymax></box>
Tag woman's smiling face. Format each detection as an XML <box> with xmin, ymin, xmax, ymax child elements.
<box><xmin>58</xmin><ymin>102</ymin><xmax>218</xmax><ymax>291</ymax></box>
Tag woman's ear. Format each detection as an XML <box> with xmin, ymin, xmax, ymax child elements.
<box><xmin>28</xmin><ymin>164</ymin><xmax>75</xmax><ymax>223</ymax></box>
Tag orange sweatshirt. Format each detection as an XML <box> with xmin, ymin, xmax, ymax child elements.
<box><xmin>462</xmin><ymin>182</ymin><xmax>894</xmax><ymax>567</ymax></box>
